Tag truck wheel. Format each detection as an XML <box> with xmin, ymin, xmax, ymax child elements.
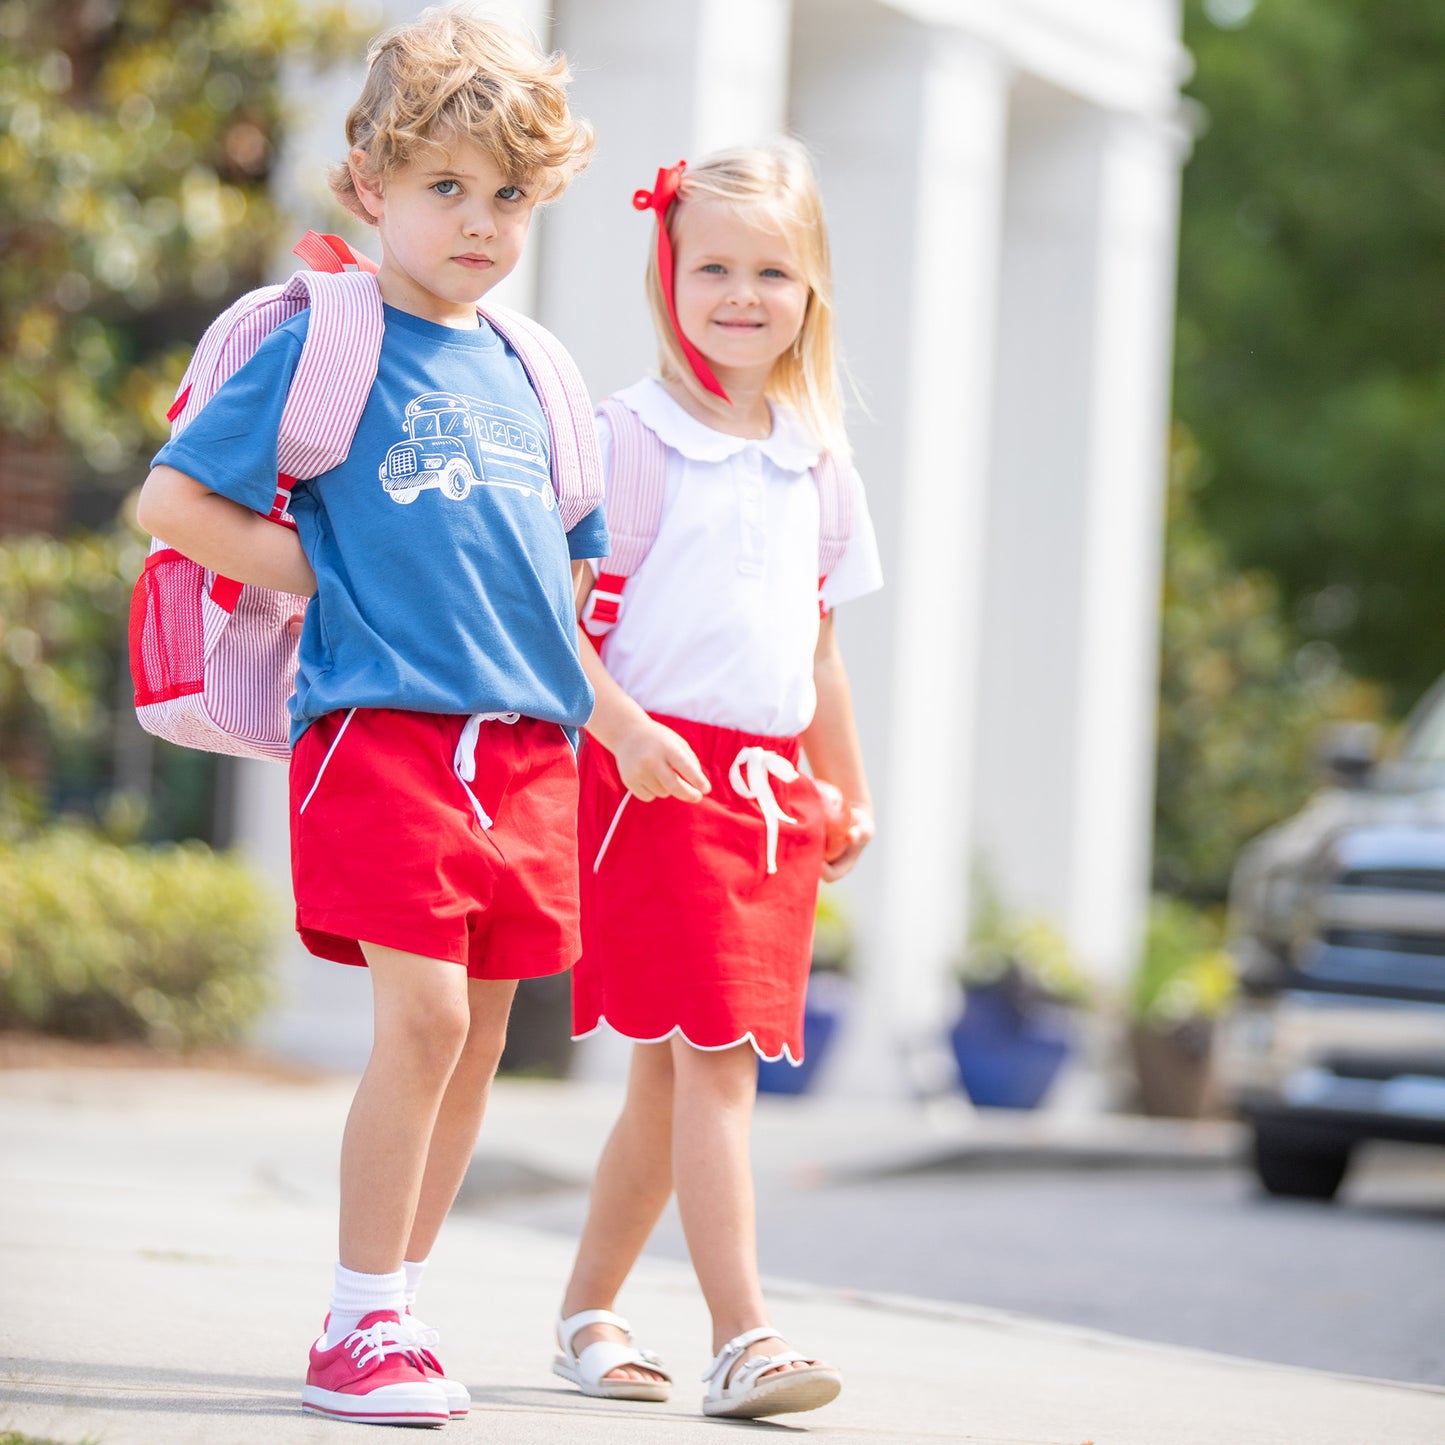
<box><xmin>442</xmin><ymin>460</ymin><xmax>473</xmax><ymax>500</ymax></box>
<box><xmin>1251</xmin><ymin>1125</ymin><xmax>1352</xmax><ymax>1201</ymax></box>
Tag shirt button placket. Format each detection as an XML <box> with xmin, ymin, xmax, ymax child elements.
<box><xmin>738</xmin><ymin>447</ymin><xmax>765</xmax><ymax>577</ymax></box>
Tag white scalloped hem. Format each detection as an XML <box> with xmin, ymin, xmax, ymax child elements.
<box><xmin>572</xmin><ymin>1016</ymin><xmax>802</xmax><ymax>1066</ymax></box>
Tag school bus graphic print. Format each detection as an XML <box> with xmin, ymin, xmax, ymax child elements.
<box><xmin>379</xmin><ymin>392</ymin><xmax>555</xmax><ymax>509</ymax></box>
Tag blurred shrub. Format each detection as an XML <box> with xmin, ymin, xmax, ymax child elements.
<box><xmin>811</xmin><ymin>886</ymin><xmax>852</xmax><ymax>974</ymax></box>
<box><xmin>1131</xmin><ymin>895</ymin><xmax>1236</xmax><ymax>1026</ymax></box>
<box><xmin>0</xmin><ymin>826</ymin><xmax>281</xmax><ymax>1047</ymax></box>
<box><xmin>960</xmin><ymin>873</ymin><xmax>1095</xmax><ymax>1010</ymax></box>
<box><xmin>1153</xmin><ymin>429</ymin><xmax>1385</xmax><ymax>900</ymax></box>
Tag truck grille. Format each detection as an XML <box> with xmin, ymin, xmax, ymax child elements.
<box><xmin>1323</xmin><ymin>928</ymin><xmax>1445</xmax><ymax>957</ymax></box>
<box><xmin>1338</xmin><ymin>867</ymin><xmax>1445</xmax><ymax>892</ymax></box>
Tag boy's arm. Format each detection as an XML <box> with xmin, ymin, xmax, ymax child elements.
<box><xmin>802</xmin><ymin>611</ymin><xmax>875</xmax><ymax>881</ymax></box>
<box><xmin>571</xmin><ymin>563</ymin><xmax>709</xmax><ymax>803</ymax></box>
<box><xmin>137</xmin><ymin>465</ymin><xmax>317</xmax><ymax>597</ymax></box>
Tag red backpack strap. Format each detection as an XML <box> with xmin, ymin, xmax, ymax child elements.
<box><xmin>581</xmin><ymin>398</ymin><xmax>669</xmax><ymax>642</ymax></box>
<box><xmin>812</xmin><ymin>450</ymin><xmax>856</xmax><ymax>617</ymax></box>
<box><xmin>479</xmin><ymin>302</ymin><xmax>605</xmax><ymax>533</ymax></box>
<box><xmin>292</xmin><ymin>230</ymin><xmax>380</xmax><ymax>275</ymax></box>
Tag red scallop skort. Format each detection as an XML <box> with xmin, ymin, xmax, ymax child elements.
<box><xmin>571</xmin><ymin>713</ymin><xmax>827</xmax><ymax>1063</ymax></box>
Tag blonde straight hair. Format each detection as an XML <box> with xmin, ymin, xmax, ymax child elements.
<box><xmin>645</xmin><ymin>139</ymin><xmax>849</xmax><ymax>459</ymax></box>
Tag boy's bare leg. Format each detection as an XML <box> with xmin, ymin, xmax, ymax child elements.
<box><xmin>339</xmin><ymin>943</ymin><xmax>472</xmax><ymax>1273</ymax></box>
<box><xmin>670</xmin><ymin>1039</ymin><xmax>813</xmax><ymax>1379</ymax></box>
<box><xmin>560</xmin><ymin>1040</ymin><xmax>675</xmax><ymax>1382</ymax></box>
<box><xmin>405</xmin><ymin>976</ymin><xmax>518</xmax><ymax>1262</ymax></box>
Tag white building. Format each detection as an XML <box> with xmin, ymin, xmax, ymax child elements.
<box><xmin>248</xmin><ymin>0</ymin><xmax>1191</xmax><ymax>1089</ymax></box>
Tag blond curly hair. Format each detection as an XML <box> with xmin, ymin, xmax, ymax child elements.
<box><xmin>330</xmin><ymin>5</ymin><xmax>593</xmax><ymax>221</ymax></box>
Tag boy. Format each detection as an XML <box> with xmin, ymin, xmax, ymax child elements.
<box><xmin>136</xmin><ymin>7</ymin><xmax>601</xmax><ymax>1427</ymax></box>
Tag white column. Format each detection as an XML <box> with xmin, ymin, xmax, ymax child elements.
<box><xmin>541</xmin><ymin>0</ymin><xmax>793</xmax><ymax>396</ymax></box>
<box><xmin>971</xmin><ymin>84</ymin><xmax>1185</xmax><ymax>983</ymax></box>
<box><xmin>1067</xmin><ymin>112</ymin><xmax>1185</xmax><ymax>975</ymax></box>
<box><xmin>792</xmin><ymin>8</ymin><xmax>1011</xmax><ymax>1092</ymax></box>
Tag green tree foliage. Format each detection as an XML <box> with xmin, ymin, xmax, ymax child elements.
<box><xmin>0</xmin><ymin>0</ymin><xmax>364</xmax><ymax>488</ymax></box>
<box><xmin>1176</xmin><ymin>0</ymin><xmax>1445</xmax><ymax>708</ymax></box>
<box><xmin>0</xmin><ymin>526</ymin><xmax>142</xmax><ymax>829</ymax></box>
<box><xmin>1153</xmin><ymin>429</ymin><xmax>1382</xmax><ymax>901</ymax></box>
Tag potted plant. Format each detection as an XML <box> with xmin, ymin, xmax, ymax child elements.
<box><xmin>950</xmin><ymin>886</ymin><xmax>1094</xmax><ymax>1109</ymax></box>
<box><xmin>757</xmin><ymin>886</ymin><xmax>852</xmax><ymax>1095</ymax></box>
<box><xmin>1127</xmin><ymin>895</ymin><xmax>1237</xmax><ymax>1117</ymax></box>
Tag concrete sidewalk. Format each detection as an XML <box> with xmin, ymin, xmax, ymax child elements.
<box><xmin>2</xmin><ymin>1066</ymin><xmax>1442</xmax><ymax>1445</ymax></box>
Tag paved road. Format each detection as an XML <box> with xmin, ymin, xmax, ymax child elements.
<box><xmin>482</xmin><ymin>1137</ymin><xmax>1445</xmax><ymax>1387</ymax></box>
<box><xmin>13</xmin><ymin>1067</ymin><xmax>1445</xmax><ymax>1445</ymax></box>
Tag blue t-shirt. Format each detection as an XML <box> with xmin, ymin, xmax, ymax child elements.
<box><xmin>154</xmin><ymin>305</ymin><xmax>608</xmax><ymax>743</ymax></box>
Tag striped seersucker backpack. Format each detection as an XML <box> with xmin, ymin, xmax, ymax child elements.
<box><xmin>127</xmin><ymin>232</ymin><xmax>603</xmax><ymax>762</ymax></box>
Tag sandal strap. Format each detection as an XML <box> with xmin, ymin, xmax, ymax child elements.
<box><xmin>701</xmin><ymin>1326</ymin><xmax>786</xmax><ymax>1386</ymax></box>
<box><xmin>574</xmin><ymin>1338</ymin><xmax>671</xmax><ymax>1387</ymax></box>
<box><xmin>730</xmin><ymin>1350</ymin><xmax>810</xmax><ymax>1391</ymax></box>
<box><xmin>557</xmin><ymin>1308</ymin><xmax>633</xmax><ymax>1356</ymax></box>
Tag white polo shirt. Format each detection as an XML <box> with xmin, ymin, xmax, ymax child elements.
<box><xmin>595</xmin><ymin>378</ymin><xmax>883</xmax><ymax>737</ymax></box>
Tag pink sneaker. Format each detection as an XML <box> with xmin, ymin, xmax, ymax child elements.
<box><xmin>401</xmin><ymin>1311</ymin><xmax>470</xmax><ymax>1420</ymax></box>
<box><xmin>302</xmin><ymin>1309</ymin><xmax>450</xmax><ymax>1427</ymax></box>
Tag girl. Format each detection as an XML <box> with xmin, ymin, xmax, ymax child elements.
<box><xmin>555</xmin><ymin>141</ymin><xmax>882</xmax><ymax>1421</ymax></box>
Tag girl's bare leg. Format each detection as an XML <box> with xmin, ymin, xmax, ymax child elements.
<box><xmin>559</xmin><ymin>1040</ymin><xmax>675</xmax><ymax>1382</ymax></box>
<box><xmin>405</xmin><ymin>976</ymin><xmax>518</xmax><ymax>1263</ymax></box>
<box><xmin>339</xmin><ymin>944</ymin><xmax>472</xmax><ymax>1272</ymax></box>
<box><xmin>670</xmin><ymin>1039</ymin><xmax>816</xmax><ymax>1379</ymax></box>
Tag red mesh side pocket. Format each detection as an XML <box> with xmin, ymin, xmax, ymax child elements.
<box><xmin>128</xmin><ymin>548</ymin><xmax>208</xmax><ymax>707</ymax></box>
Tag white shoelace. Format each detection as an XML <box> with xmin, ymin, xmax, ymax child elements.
<box><xmin>728</xmin><ymin>746</ymin><xmax>799</xmax><ymax>876</ymax></box>
<box><xmin>453</xmin><ymin>711</ymin><xmax>520</xmax><ymax>829</ymax></box>
<box><xmin>341</xmin><ymin>1317</ymin><xmax>416</xmax><ymax>1370</ymax></box>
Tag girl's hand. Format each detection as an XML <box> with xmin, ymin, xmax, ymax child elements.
<box><xmin>821</xmin><ymin>805</ymin><xmax>874</xmax><ymax>882</ymax></box>
<box><xmin>614</xmin><ymin>718</ymin><xmax>711</xmax><ymax>803</ymax></box>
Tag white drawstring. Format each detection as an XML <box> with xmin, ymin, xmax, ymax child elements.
<box><xmin>728</xmin><ymin>746</ymin><xmax>799</xmax><ymax>875</ymax></box>
<box><xmin>592</xmin><ymin>791</ymin><xmax>633</xmax><ymax>873</ymax></box>
<box><xmin>454</xmin><ymin>711</ymin><xmax>519</xmax><ymax>829</ymax></box>
<box><xmin>298</xmin><ymin>707</ymin><xmax>356</xmax><ymax>814</ymax></box>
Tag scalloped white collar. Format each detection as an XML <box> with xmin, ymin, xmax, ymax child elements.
<box><xmin>613</xmin><ymin>377</ymin><xmax>821</xmax><ymax>475</ymax></box>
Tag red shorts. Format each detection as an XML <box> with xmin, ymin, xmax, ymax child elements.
<box><xmin>289</xmin><ymin>708</ymin><xmax>581</xmax><ymax>979</ymax></box>
<box><xmin>571</xmin><ymin>713</ymin><xmax>827</xmax><ymax>1062</ymax></box>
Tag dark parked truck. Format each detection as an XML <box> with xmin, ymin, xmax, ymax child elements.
<box><xmin>379</xmin><ymin>392</ymin><xmax>554</xmax><ymax>509</ymax></box>
<box><xmin>1219</xmin><ymin>693</ymin><xmax>1445</xmax><ymax>1199</ymax></box>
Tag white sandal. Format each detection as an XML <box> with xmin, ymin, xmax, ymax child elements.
<box><xmin>552</xmin><ymin>1308</ymin><xmax>671</xmax><ymax>1402</ymax></box>
<box><xmin>701</xmin><ymin>1325</ymin><xmax>842</xmax><ymax>1419</ymax></box>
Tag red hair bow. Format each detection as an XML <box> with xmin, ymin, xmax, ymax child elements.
<box><xmin>633</xmin><ymin>162</ymin><xmax>730</xmax><ymax>403</ymax></box>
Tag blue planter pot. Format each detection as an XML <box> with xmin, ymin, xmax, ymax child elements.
<box><xmin>950</xmin><ymin>984</ymin><xmax>1074</xmax><ymax>1109</ymax></box>
<box><xmin>757</xmin><ymin>975</ymin><xmax>849</xmax><ymax>1095</ymax></box>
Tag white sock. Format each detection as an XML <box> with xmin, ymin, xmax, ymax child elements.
<box><xmin>403</xmin><ymin>1257</ymin><xmax>428</xmax><ymax>1313</ymax></box>
<box><xmin>326</xmin><ymin>1263</ymin><xmax>407</xmax><ymax>1348</ymax></box>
